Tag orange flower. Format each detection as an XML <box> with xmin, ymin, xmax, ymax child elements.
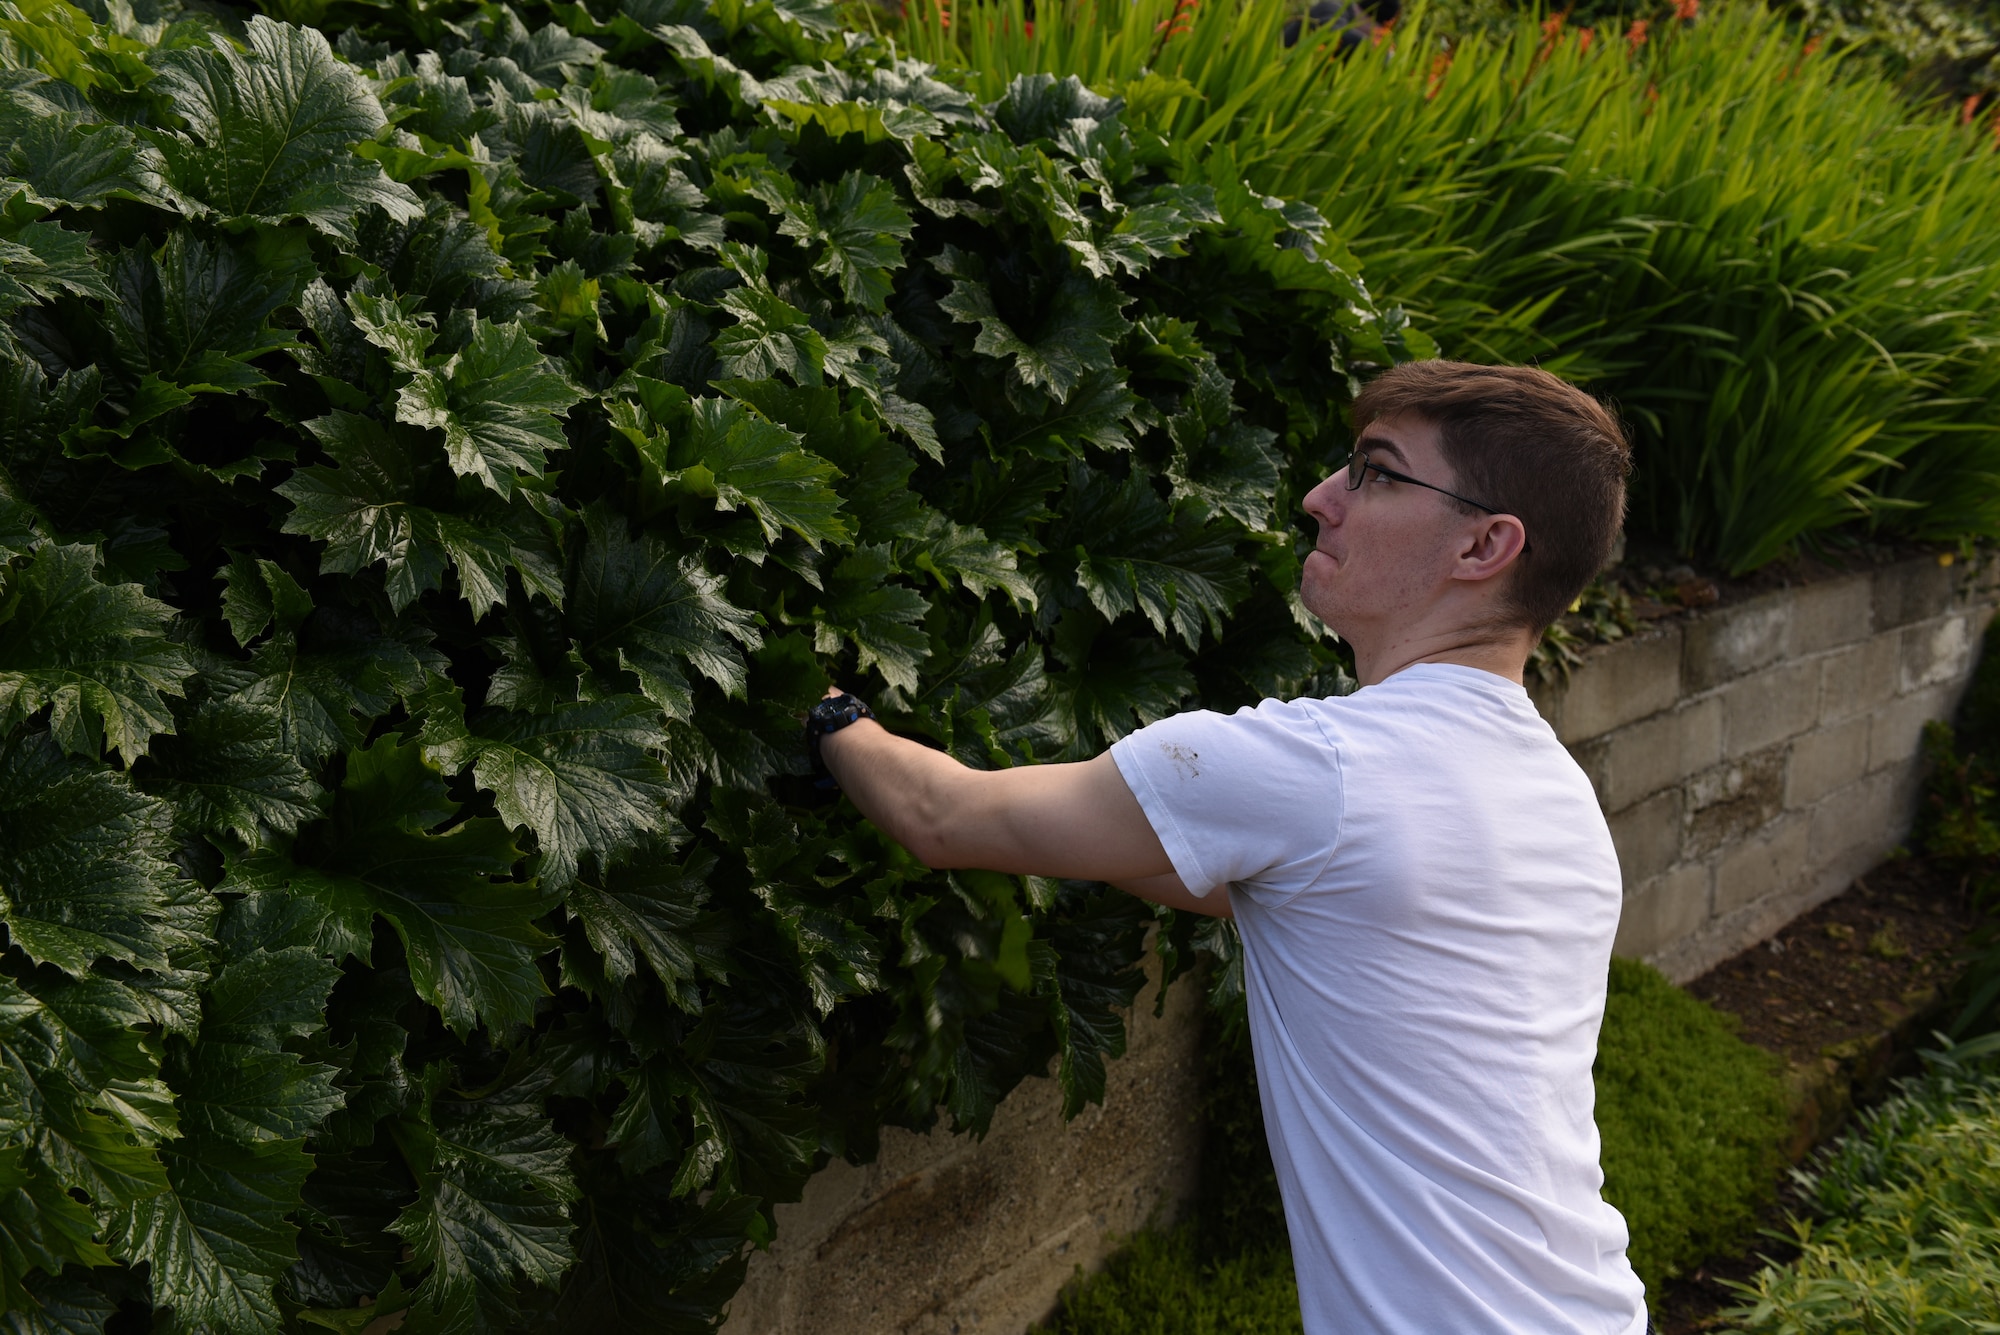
<box><xmin>1427</xmin><ymin>49</ymin><xmax>1453</xmax><ymax>99</ymax></box>
<box><xmin>1577</xmin><ymin>25</ymin><xmax>1595</xmax><ymax>51</ymax></box>
<box><xmin>1962</xmin><ymin>94</ymin><xmax>1982</xmax><ymax>126</ymax></box>
<box><xmin>1626</xmin><ymin>18</ymin><xmax>1649</xmax><ymax>50</ymax></box>
<box><xmin>1540</xmin><ymin>11</ymin><xmax>1566</xmax><ymax>40</ymax></box>
<box><xmin>1802</xmin><ymin>33</ymin><xmax>1822</xmax><ymax>56</ymax></box>
<box><xmin>1673</xmin><ymin>0</ymin><xmax>1698</xmax><ymax>20</ymax></box>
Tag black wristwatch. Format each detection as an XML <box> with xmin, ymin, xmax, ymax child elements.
<box><xmin>806</xmin><ymin>691</ymin><xmax>876</xmax><ymax>790</ymax></box>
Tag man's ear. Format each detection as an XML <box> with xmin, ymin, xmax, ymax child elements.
<box><xmin>1451</xmin><ymin>514</ymin><xmax>1528</xmax><ymax>583</ymax></box>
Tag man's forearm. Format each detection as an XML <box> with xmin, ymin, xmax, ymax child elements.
<box><xmin>817</xmin><ymin>719</ymin><xmax>968</xmax><ymax>867</ymax></box>
<box><xmin>816</xmin><ymin>717</ymin><xmax>1187</xmax><ymax>886</ymax></box>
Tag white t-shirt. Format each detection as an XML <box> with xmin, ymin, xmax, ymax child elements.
<box><xmin>1110</xmin><ymin>663</ymin><xmax>1647</xmax><ymax>1335</ymax></box>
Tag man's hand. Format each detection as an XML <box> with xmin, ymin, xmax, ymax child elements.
<box><xmin>817</xmin><ymin>696</ymin><xmax>1230</xmax><ymax>918</ymax></box>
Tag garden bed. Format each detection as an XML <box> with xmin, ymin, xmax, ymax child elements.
<box><xmin>1657</xmin><ymin>852</ymin><xmax>1978</xmax><ymax>1333</ymax></box>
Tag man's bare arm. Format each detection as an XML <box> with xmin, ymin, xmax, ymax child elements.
<box><xmin>818</xmin><ymin>719</ymin><xmax>1232</xmax><ymax>918</ymax></box>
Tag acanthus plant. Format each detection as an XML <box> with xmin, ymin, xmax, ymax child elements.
<box><xmin>0</xmin><ymin>0</ymin><xmax>1417</xmax><ymax>1327</ymax></box>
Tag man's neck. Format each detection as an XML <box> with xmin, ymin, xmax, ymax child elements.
<box><xmin>1349</xmin><ymin>623</ymin><xmax>1537</xmax><ymax>688</ymax></box>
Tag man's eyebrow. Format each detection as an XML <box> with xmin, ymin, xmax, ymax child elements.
<box><xmin>1354</xmin><ymin>434</ymin><xmax>1410</xmax><ymax>465</ymax></box>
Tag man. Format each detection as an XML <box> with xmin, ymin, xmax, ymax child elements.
<box><xmin>808</xmin><ymin>361</ymin><xmax>1649</xmax><ymax>1333</ymax></box>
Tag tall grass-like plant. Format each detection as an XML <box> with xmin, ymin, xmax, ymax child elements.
<box><xmin>898</xmin><ymin>1</ymin><xmax>2000</xmax><ymax>573</ymax></box>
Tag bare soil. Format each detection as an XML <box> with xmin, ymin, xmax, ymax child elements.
<box><xmin>1653</xmin><ymin>853</ymin><xmax>1981</xmax><ymax>1333</ymax></box>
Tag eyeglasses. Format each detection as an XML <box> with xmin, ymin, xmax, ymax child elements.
<box><xmin>1341</xmin><ymin>449</ymin><xmax>1504</xmax><ymax>516</ymax></box>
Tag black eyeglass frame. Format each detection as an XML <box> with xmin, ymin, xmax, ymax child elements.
<box><xmin>1343</xmin><ymin>450</ymin><xmax>1506</xmax><ymax>519</ymax></box>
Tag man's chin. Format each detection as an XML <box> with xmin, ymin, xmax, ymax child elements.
<box><xmin>1296</xmin><ymin>578</ymin><xmax>1343</xmax><ymax>636</ymax></box>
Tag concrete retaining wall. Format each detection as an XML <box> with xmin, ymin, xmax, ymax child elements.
<box><xmin>722</xmin><ymin>951</ymin><xmax>1203</xmax><ymax>1335</ymax></box>
<box><xmin>1533</xmin><ymin>553</ymin><xmax>1999</xmax><ymax>983</ymax></box>
<box><xmin>724</xmin><ymin>551</ymin><xmax>1997</xmax><ymax>1334</ymax></box>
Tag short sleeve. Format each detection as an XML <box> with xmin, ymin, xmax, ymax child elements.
<box><xmin>1108</xmin><ymin>699</ymin><xmax>1343</xmax><ymax>898</ymax></box>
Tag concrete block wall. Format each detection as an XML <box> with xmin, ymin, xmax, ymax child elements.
<box><xmin>1532</xmin><ymin>553</ymin><xmax>2000</xmax><ymax>984</ymax></box>
<box><xmin>722</xmin><ymin>949</ymin><xmax>1203</xmax><ymax>1335</ymax></box>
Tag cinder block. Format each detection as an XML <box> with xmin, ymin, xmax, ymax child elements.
<box><xmin>1608</xmin><ymin>787</ymin><xmax>1684</xmax><ymax>887</ymax></box>
<box><xmin>1786</xmin><ymin>717</ymin><xmax>1870</xmax><ymax>809</ymax></box>
<box><xmin>1714</xmin><ymin>813</ymin><xmax>1809</xmax><ymax>915</ymax></box>
<box><xmin>1790</xmin><ymin>575</ymin><xmax>1874</xmax><ymax>655</ymax></box>
<box><xmin>1553</xmin><ymin>627</ymin><xmax>1684</xmax><ymax>745</ymax></box>
<box><xmin>1612</xmin><ymin>862</ymin><xmax>1712</xmax><ymax>960</ymax></box>
<box><xmin>1873</xmin><ymin>556</ymin><xmax>1957</xmax><ymax>630</ymax></box>
<box><xmin>1867</xmin><ymin>682</ymin><xmax>1956</xmax><ymax>774</ymax></box>
<box><xmin>1567</xmin><ymin>736</ymin><xmax>1612</xmax><ymax>808</ymax></box>
<box><xmin>1685</xmin><ymin>747</ymin><xmax>1787</xmax><ymax>859</ymax></box>
<box><xmin>1901</xmin><ymin>613</ymin><xmax>1976</xmax><ymax>692</ymax></box>
<box><xmin>1966</xmin><ymin>552</ymin><xmax>2000</xmax><ymax>602</ymax></box>
<box><xmin>1720</xmin><ymin>661</ymin><xmax>1820</xmax><ymax>759</ymax></box>
<box><xmin>1807</xmin><ymin>768</ymin><xmax>1909</xmax><ymax>870</ymax></box>
<box><xmin>1819</xmin><ymin>635</ymin><xmax>1901</xmax><ymax>724</ymax></box>
<box><xmin>1683</xmin><ymin>594</ymin><xmax>1792</xmax><ymax>693</ymax></box>
<box><xmin>1601</xmin><ymin>699</ymin><xmax>1722</xmax><ymax>811</ymax></box>
<box><xmin>1527</xmin><ymin>672</ymin><xmax>1564</xmax><ymax>737</ymax></box>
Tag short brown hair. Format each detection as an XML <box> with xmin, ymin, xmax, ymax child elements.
<box><xmin>1351</xmin><ymin>361</ymin><xmax>1631</xmax><ymax>633</ymax></box>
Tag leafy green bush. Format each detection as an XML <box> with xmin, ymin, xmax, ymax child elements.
<box><xmin>0</xmin><ymin>0</ymin><xmax>1414</xmax><ymax>1326</ymax></box>
<box><xmin>1032</xmin><ymin>1225</ymin><xmax>1303</xmax><ymax>1335</ymax></box>
<box><xmin>1033</xmin><ymin>958</ymin><xmax>1791</xmax><ymax>1331</ymax></box>
<box><xmin>1919</xmin><ymin>613</ymin><xmax>2000</xmax><ymax>1050</ymax></box>
<box><xmin>901</xmin><ymin>0</ymin><xmax>2000</xmax><ymax>573</ymax></box>
<box><xmin>1722</xmin><ymin>1068</ymin><xmax>2000</xmax><ymax>1332</ymax></box>
<box><xmin>1596</xmin><ymin>957</ymin><xmax>1791</xmax><ymax>1297</ymax></box>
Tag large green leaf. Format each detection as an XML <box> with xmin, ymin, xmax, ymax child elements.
<box><xmin>749</xmin><ymin>170</ymin><xmax>914</xmax><ymax>313</ymax></box>
<box><xmin>393</xmin><ymin>1073</ymin><xmax>581</xmax><ymax>1331</ymax></box>
<box><xmin>0</xmin><ymin>544</ymin><xmax>192</xmax><ymax>764</ymax></box>
<box><xmin>134</xmin><ymin>696</ymin><xmax>325</xmax><ymax>846</ymax></box>
<box><xmin>618</xmin><ymin>384</ymin><xmax>852</xmax><ymax>548</ymax></box>
<box><xmin>101</xmin><ymin>935</ymin><xmax>345</xmax><ymax>1333</ymax></box>
<box><xmin>219</xmin><ymin>738</ymin><xmax>552</xmax><ymax>1035</ymax></box>
<box><xmin>1060</xmin><ymin>466</ymin><xmax>1249</xmax><ymax>648</ymax></box>
<box><xmin>150</xmin><ymin>17</ymin><xmax>422</xmax><ymax>239</ymax></box>
<box><xmin>937</xmin><ymin>269</ymin><xmax>1130</xmax><ymax>403</ymax></box>
<box><xmin>279</xmin><ymin>412</ymin><xmax>563</xmax><ymax>617</ymax></box>
<box><xmin>101</xmin><ymin>228</ymin><xmax>303</xmax><ymax>398</ymax></box>
<box><xmin>803</xmin><ymin>544</ymin><xmax>930</xmax><ymax>691</ymax></box>
<box><xmin>172</xmin><ymin>947</ymin><xmax>343</xmax><ymax>1146</ymax></box>
<box><xmin>710</xmin><ymin>287</ymin><xmax>827</xmax><ymax>385</ymax></box>
<box><xmin>568</xmin><ymin>505</ymin><xmax>763</xmax><ymax>715</ymax></box>
<box><xmin>0</xmin><ymin>730</ymin><xmax>180</xmax><ymax>977</ymax></box>
<box><xmin>0</xmin><ymin>1142</ymin><xmax>112</xmax><ymax>1316</ymax></box>
<box><xmin>565</xmin><ymin>843</ymin><xmax>714</xmax><ymax>997</ymax></box>
<box><xmin>420</xmin><ymin>687</ymin><xmax>681</xmax><ymax>890</ymax></box>
<box><xmin>0</xmin><ymin>85</ymin><xmax>168</xmax><ymax>210</ymax></box>
<box><xmin>396</xmin><ymin>319</ymin><xmax>583</xmax><ymax>499</ymax></box>
<box><xmin>0</xmin><ymin>219</ymin><xmax>112</xmax><ymax>324</ymax></box>
<box><xmin>105</xmin><ymin>1133</ymin><xmax>314</xmax><ymax>1334</ymax></box>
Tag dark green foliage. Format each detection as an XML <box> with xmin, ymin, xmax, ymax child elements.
<box><xmin>1594</xmin><ymin>957</ymin><xmax>1790</xmax><ymax>1298</ymax></box>
<box><xmin>1193</xmin><ymin>1001</ymin><xmax>1286</xmax><ymax>1260</ymax></box>
<box><xmin>1919</xmin><ymin>614</ymin><xmax>2000</xmax><ymax>1048</ymax></box>
<box><xmin>1031</xmin><ymin>1225</ymin><xmax>1303</xmax><ymax>1335</ymax></box>
<box><xmin>0</xmin><ymin>0</ymin><xmax>1408</xmax><ymax>1327</ymax></box>
<box><xmin>1725</xmin><ymin>1067</ymin><xmax>2000</xmax><ymax>1331</ymax></box>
